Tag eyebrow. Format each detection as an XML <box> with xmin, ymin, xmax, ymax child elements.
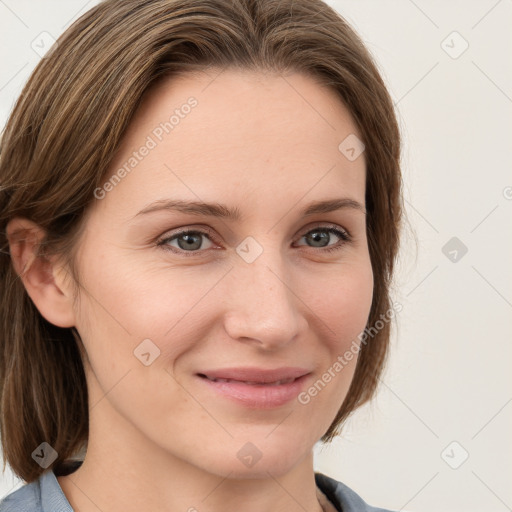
<box><xmin>130</xmin><ymin>197</ymin><xmax>366</xmax><ymax>221</ymax></box>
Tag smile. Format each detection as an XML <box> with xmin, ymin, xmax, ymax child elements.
<box><xmin>196</xmin><ymin>368</ymin><xmax>311</xmax><ymax>408</ymax></box>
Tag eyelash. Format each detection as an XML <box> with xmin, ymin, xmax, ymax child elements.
<box><xmin>156</xmin><ymin>224</ymin><xmax>352</xmax><ymax>257</ymax></box>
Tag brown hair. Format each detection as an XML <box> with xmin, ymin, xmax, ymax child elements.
<box><xmin>0</xmin><ymin>0</ymin><xmax>403</xmax><ymax>483</ymax></box>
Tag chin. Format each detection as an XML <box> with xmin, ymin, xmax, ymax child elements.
<box><xmin>200</xmin><ymin>434</ymin><xmax>311</xmax><ymax>480</ymax></box>
<box><xmin>211</xmin><ymin>454</ymin><xmax>301</xmax><ymax>480</ymax></box>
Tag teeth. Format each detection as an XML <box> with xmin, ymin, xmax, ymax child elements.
<box><xmin>206</xmin><ymin>376</ymin><xmax>295</xmax><ymax>385</ymax></box>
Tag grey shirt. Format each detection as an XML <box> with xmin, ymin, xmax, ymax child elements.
<box><xmin>0</xmin><ymin>468</ymin><xmax>395</xmax><ymax>512</ymax></box>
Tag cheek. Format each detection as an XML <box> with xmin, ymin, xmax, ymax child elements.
<box><xmin>77</xmin><ymin>245</ymin><xmax>219</xmax><ymax>344</ymax></box>
<box><xmin>77</xmin><ymin>236</ymin><xmax>373</xmax><ymax>382</ymax></box>
<box><xmin>308</xmin><ymin>258</ymin><xmax>374</xmax><ymax>350</ymax></box>
<box><xmin>296</xmin><ymin>261</ymin><xmax>373</xmax><ymax>426</ymax></box>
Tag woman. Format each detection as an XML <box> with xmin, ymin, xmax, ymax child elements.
<box><xmin>0</xmin><ymin>0</ymin><xmax>403</xmax><ymax>511</ymax></box>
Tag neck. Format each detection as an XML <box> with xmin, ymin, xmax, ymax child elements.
<box><xmin>59</xmin><ymin>454</ymin><xmax>325</xmax><ymax>512</ymax></box>
<box><xmin>57</xmin><ymin>403</ymin><xmax>326</xmax><ymax>512</ymax></box>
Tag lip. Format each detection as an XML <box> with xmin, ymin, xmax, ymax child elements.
<box><xmin>196</xmin><ymin>367</ymin><xmax>311</xmax><ymax>408</ymax></box>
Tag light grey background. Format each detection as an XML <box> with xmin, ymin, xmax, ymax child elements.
<box><xmin>1</xmin><ymin>1</ymin><xmax>511</xmax><ymax>511</ymax></box>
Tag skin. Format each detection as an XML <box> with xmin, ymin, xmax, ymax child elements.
<box><xmin>7</xmin><ymin>68</ymin><xmax>373</xmax><ymax>512</ymax></box>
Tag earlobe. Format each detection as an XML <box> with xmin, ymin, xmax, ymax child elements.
<box><xmin>6</xmin><ymin>217</ymin><xmax>77</xmax><ymax>328</ymax></box>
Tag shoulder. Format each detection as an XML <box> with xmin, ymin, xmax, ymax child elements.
<box><xmin>0</xmin><ymin>470</ymin><xmax>72</xmax><ymax>512</ymax></box>
<box><xmin>315</xmin><ymin>472</ymin><xmax>397</xmax><ymax>512</ymax></box>
<box><xmin>2</xmin><ymin>469</ymin><xmax>395</xmax><ymax>512</ymax></box>
<box><xmin>0</xmin><ymin>478</ymin><xmax>42</xmax><ymax>512</ymax></box>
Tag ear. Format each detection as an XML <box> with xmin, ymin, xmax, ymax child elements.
<box><xmin>6</xmin><ymin>217</ymin><xmax>77</xmax><ymax>328</ymax></box>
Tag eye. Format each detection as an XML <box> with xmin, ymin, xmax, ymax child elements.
<box><xmin>295</xmin><ymin>225</ymin><xmax>351</xmax><ymax>253</ymax></box>
<box><xmin>156</xmin><ymin>224</ymin><xmax>352</xmax><ymax>256</ymax></box>
<box><xmin>157</xmin><ymin>229</ymin><xmax>216</xmax><ymax>255</ymax></box>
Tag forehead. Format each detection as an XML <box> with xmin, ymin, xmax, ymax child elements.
<box><xmin>95</xmin><ymin>68</ymin><xmax>366</xmax><ymax>221</ymax></box>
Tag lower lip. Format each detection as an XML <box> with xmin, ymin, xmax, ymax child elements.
<box><xmin>198</xmin><ymin>374</ymin><xmax>310</xmax><ymax>408</ymax></box>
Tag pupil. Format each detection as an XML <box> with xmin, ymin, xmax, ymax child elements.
<box><xmin>179</xmin><ymin>234</ymin><xmax>201</xmax><ymax>250</ymax></box>
<box><xmin>309</xmin><ymin>231</ymin><xmax>328</xmax><ymax>247</ymax></box>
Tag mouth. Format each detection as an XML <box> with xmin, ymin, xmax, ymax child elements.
<box><xmin>195</xmin><ymin>367</ymin><xmax>311</xmax><ymax>408</ymax></box>
<box><xmin>198</xmin><ymin>374</ymin><xmax>298</xmax><ymax>386</ymax></box>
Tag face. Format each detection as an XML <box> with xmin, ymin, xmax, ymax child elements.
<box><xmin>67</xmin><ymin>68</ymin><xmax>373</xmax><ymax>478</ymax></box>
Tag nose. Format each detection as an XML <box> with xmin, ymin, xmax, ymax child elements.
<box><xmin>222</xmin><ymin>251</ymin><xmax>308</xmax><ymax>351</ymax></box>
